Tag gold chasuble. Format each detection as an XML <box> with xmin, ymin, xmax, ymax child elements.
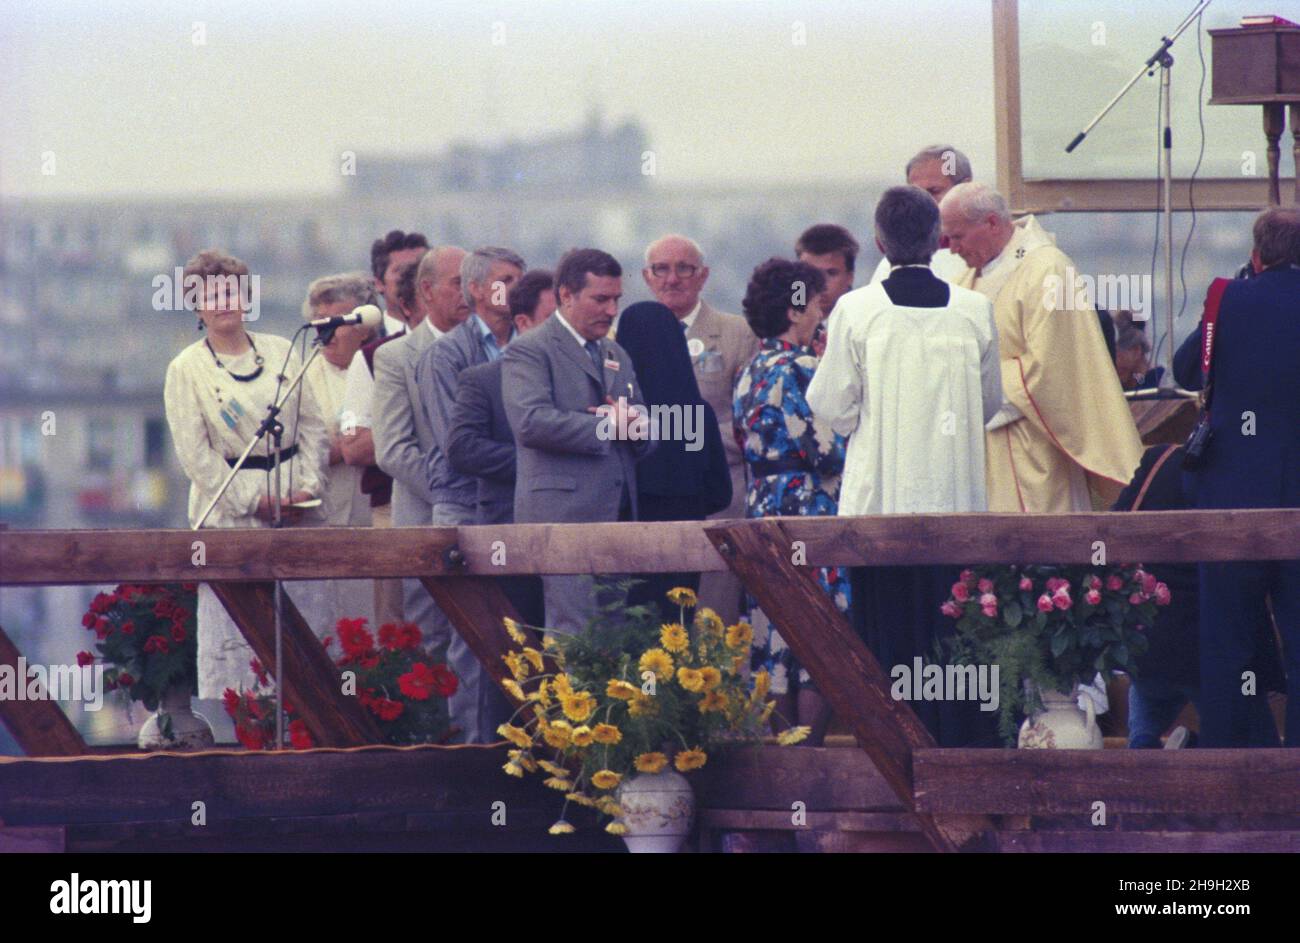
<box><xmin>956</xmin><ymin>216</ymin><xmax>1143</xmax><ymax>512</ymax></box>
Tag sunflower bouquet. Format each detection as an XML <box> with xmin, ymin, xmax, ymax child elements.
<box><xmin>496</xmin><ymin>582</ymin><xmax>808</xmax><ymax>836</ymax></box>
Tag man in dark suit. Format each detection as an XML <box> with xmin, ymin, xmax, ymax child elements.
<box><xmin>447</xmin><ymin>270</ymin><xmax>554</xmax><ymax>629</ymax></box>
<box><xmin>502</xmin><ymin>248</ymin><xmax>654</xmax><ymax>635</ymax></box>
<box><xmin>1188</xmin><ymin>206</ymin><xmax>1300</xmax><ymax>747</ymax></box>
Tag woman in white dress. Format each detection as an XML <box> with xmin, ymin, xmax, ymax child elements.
<box><xmin>291</xmin><ymin>273</ymin><xmax>380</xmax><ymax>638</ymax></box>
<box><xmin>163</xmin><ymin>249</ymin><xmax>328</xmax><ymax>699</ymax></box>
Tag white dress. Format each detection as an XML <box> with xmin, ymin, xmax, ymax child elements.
<box><xmin>291</xmin><ymin>353</ymin><xmax>376</xmax><ymax>643</ymax></box>
<box><xmin>163</xmin><ymin>332</ymin><xmax>329</xmax><ymax>698</ymax></box>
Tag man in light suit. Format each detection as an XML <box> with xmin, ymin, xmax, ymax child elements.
<box><xmin>372</xmin><ymin>245</ymin><xmax>468</xmax><ymax>666</ymax></box>
<box><xmin>504</xmin><ymin>249</ymin><xmax>654</xmax><ymax>635</ymax></box>
<box><xmin>414</xmin><ymin>246</ymin><xmax>523</xmax><ymax>742</ymax></box>
<box><xmin>642</xmin><ymin>234</ymin><xmax>758</xmax><ymax>625</ymax></box>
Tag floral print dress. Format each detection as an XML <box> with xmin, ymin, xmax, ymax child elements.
<box><xmin>732</xmin><ymin>338</ymin><xmax>850</xmax><ymax>694</ymax></box>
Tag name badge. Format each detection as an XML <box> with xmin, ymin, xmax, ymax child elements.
<box><xmin>603</xmin><ymin>358</ymin><xmax>620</xmax><ymax>371</ymax></box>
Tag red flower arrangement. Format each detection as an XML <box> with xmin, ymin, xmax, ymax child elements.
<box><xmin>78</xmin><ymin>583</ymin><xmax>199</xmax><ymax>712</ymax></box>
<box><xmin>225</xmin><ymin>618</ymin><xmax>458</xmax><ymax>750</ymax></box>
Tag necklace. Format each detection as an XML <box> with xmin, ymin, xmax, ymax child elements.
<box><xmin>205</xmin><ymin>332</ymin><xmax>265</xmax><ymax>382</ymax></box>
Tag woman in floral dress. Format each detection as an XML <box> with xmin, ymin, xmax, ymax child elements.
<box><xmin>732</xmin><ymin>257</ymin><xmax>848</xmax><ymax>745</ymax></box>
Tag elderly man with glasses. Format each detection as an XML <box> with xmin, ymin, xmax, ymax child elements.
<box><xmin>641</xmin><ymin>234</ymin><xmax>758</xmax><ymax>626</ymax></box>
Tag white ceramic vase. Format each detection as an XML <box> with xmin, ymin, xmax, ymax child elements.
<box><xmin>616</xmin><ymin>770</ymin><xmax>695</xmax><ymax>853</ymax></box>
<box><xmin>138</xmin><ymin>683</ymin><xmax>216</xmax><ymax>751</ymax></box>
<box><xmin>1018</xmin><ymin>687</ymin><xmax>1103</xmax><ymax>749</ymax></box>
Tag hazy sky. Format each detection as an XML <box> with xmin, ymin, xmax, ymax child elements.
<box><xmin>1</xmin><ymin>0</ymin><xmax>997</xmax><ymax>198</ymax></box>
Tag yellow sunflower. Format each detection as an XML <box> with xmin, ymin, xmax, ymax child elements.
<box><xmin>590</xmin><ymin>769</ymin><xmax>622</xmax><ymax>790</ymax></box>
<box><xmin>605</xmin><ymin>821</ymin><xmax>628</xmax><ymax>835</ymax></box>
<box><xmin>537</xmin><ymin>759</ymin><xmax>568</xmax><ymax>777</ymax></box>
<box><xmin>676</xmin><ymin>667</ymin><xmax>705</xmax><ymax>693</ymax></box>
<box><xmin>606</xmin><ymin>679</ymin><xmax>639</xmax><ymax>700</ymax></box>
<box><xmin>560</xmin><ymin>691</ymin><xmax>597</xmax><ymax>723</ymax></box>
<box><xmin>699</xmin><ymin>690</ymin><xmax>729</xmax><ymax>713</ymax></box>
<box><xmin>542</xmin><ymin>720</ymin><xmax>573</xmax><ymax>749</ymax></box>
<box><xmin>666</xmin><ymin>587</ymin><xmax>698</xmax><ymax>608</ymax></box>
<box><xmin>592</xmin><ymin>723</ymin><xmax>622</xmax><ymax>745</ymax></box>
<box><xmin>543</xmin><ymin>776</ymin><xmax>573</xmax><ymax>791</ymax></box>
<box><xmin>596</xmin><ymin>798</ymin><xmax>624</xmax><ymax>817</ymax></box>
<box><xmin>502</xmin><ymin>678</ymin><xmax>526</xmax><ymax>703</ymax></box>
<box><xmin>508</xmin><ymin>749</ymin><xmax>538</xmax><ymax>772</ymax></box>
<box><xmin>659</xmin><ymin>622</ymin><xmax>689</xmax><ymax>653</ymax></box>
<box><xmin>548</xmin><ymin>820</ymin><xmax>575</xmax><ymax>835</ymax></box>
<box><xmin>571</xmin><ymin>725</ymin><xmax>595</xmax><ymax>747</ymax></box>
<box><xmin>725</xmin><ymin>621</ymin><xmax>754</xmax><ymax>650</ymax></box>
<box><xmin>674</xmin><ymin>748</ymin><xmax>708</xmax><ymax>772</ymax></box>
<box><xmin>634</xmin><ymin>751</ymin><xmax>668</xmax><ymax>774</ymax></box>
<box><xmin>522</xmin><ymin>647</ymin><xmax>545</xmax><ymax>672</ymax></box>
<box><xmin>638</xmin><ymin>648</ymin><xmax>674</xmax><ymax>681</ymax></box>
<box><xmin>535</xmin><ymin>679</ymin><xmax>552</xmax><ymax>708</ymax></box>
<box><xmin>628</xmin><ymin>694</ymin><xmax>658</xmax><ymax>718</ymax></box>
<box><xmin>552</xmin><ymin>673</ymin><xmax>574</xmax><ymax>697</ymax></box>
<box><xmin>496</xmin><ymin>723</ymin><xmax>532</xmax><ymax>748</ymax></box>
<box><xmin>778</xmin><ymin>725</ymin><xmax>811</xmax><ymax>746</ymax></box>
<box><xmin>753</xmin><ymin>669</ymin><xmax>771</xmax><ymax>702</ymax></box>
<box><xmin>564</xmin><ymin>792</ymin><xmax>596</xmax><ymax>808</ymax></box>
<box><xmin>502</xmin><ymin>651</ymin><xmax>529</xmax><ymax>681</ymax></box>
<box><xmin>502</xmin><ymin>761</ymin><xmax>524</xmax><ymax>778</ymax></box>
<box><xmin>699</xmin><ymin>667</ymin><xmax>722</xmax><ymax>690</ymax></box>
<box><xmin>696</xmin><ymin>608</ymin><xmax>725</xmax><ymax>637</ymax></box>
<box><xmin>503</xmin><ymin>617</ymin><xmax>526</xmax><ymax>645</ymax></box>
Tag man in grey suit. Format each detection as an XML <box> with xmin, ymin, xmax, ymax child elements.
<box><xmin>414</xmin><ymin>246</ymin><xmax>523</xmax><ymax>742</ymax></box>
<box><xmin>447</xmin><ymin>269</ymin><xmax>554</xmax><ymax>631</ymax></box>
<box><xmin>372</xmin><ymin>245</ymin><xmax>468</xmax><ymax>666</ymax></box>
<box><xmin>503</xmin><ymin>249</ymin><xmax>654</xmax><ymax>636</ymax></box>
<box><xmin>642</xmin><ymin>234</ymin><xmax>758</xmax><ymax>625</ymax></box>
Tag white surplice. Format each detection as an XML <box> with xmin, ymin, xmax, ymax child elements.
<box><xmin>163</xmin><ymin>332</ymin><xmax>329</xmax><ymax>698</ymax></box>
<box><xmin>805</xmin><ymin>278</ymin><xmax>1002</xmax><ymax>515</ymax></box>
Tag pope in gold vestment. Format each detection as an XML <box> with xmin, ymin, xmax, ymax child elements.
<box><xmin>956</xmin><ymin>216</ymin><xmax>1143</xmax><ymax>511</ymax></box>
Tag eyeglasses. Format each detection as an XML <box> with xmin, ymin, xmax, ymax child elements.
<box><xmin>648</xmin><ymin>262</ymin><xmax>701</xmax><ymax>280</ymax></box>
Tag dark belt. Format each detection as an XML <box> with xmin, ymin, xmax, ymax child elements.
<box><xmin>750</xmin><ymin>457</ymin><xmax>811</xmax><ymax>478</ymax></box>
<box><xmin>228</xmin><ymin>444</ymin><xmax>298</xmax><ymax>471</ymax></box>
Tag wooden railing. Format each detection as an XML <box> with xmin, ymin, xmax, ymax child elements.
<box><xmin>2</xmin><ymin>510</ymin><xmax>1298</xmax><ymax>852</ymax></box>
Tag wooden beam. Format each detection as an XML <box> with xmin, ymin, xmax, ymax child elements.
<box><xmin>417</xmin><ymin>574</ymin><xmax>541</xmax><ymax>707</ymax></box>
<box><xmin>706</xmin><ymin>519</ymin><xmax>994</xmax><ymax>853</ymax></box>
<box><xmin>210</xmin><ymin>582</ymin><xmax>381</xmax><ymax>748</ymax></box>
<box><xmin>914</xmin><ymin>749</ymin><xmax>1300</xmax><ymax>815</ymax></box>
<box><xmin>0</xmin><ymin>743</ymin><xmax>545</xmax><ymax>827</ymax></box>
<box><xmin>3</xmin><ymin>510</ymin><xmax>1297</xmax><ymax>585</ymax></box>
<box><xmin>0</xmin><ymin>625</ymin><xmax>87</xmax><ymax>757</ymax></box>
<box><xmin>996</xmin><ymin>830</ymin><xmax>1300</xmax><ymax>853</ymax></box>
<box><xmin>694</xmin><ymin>745</ymin><xmax>903</xmax><ymax>812</ymax></box>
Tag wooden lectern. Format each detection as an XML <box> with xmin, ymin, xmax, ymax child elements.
<box><xmin>1208</xmin><ymin>26</ymin><xmax>1300</xmax><ymax>204</ymax></box>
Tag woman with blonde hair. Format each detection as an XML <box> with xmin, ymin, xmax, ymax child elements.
<box><xmin>163</xmin><ymin>249</ymin><xmax>327</xmax><ymax>699</ymax></box>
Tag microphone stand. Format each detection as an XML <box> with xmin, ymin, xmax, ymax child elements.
<box><xmin>1064</xmin><ymin>0</ymin><xmax>1210</xmax><ymax>394</ymax></box>
<box><xmin>195</xmin><ymin>323</ymin><xmax>334</xmax><ymax>749</ymax></box>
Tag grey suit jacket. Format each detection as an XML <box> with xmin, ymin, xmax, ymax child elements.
<box><xmin>415</xmin><ymin>316</ymin><xmax>490</xmax><ymax>506</ymax></box>
<box><xmin>686</xmin><ymin>299</ymin><xmax>759</xmax><ymax>519</ymax></box>
<box><xmin>502</xmin><ymin>314</ymin><xmax>654</xmax><ymax>524</ymax></box>
<box><xmin>373</xmin><ymin>320</ymin><xmax>440</xmax><ymax>525</ymax></box>
<box><xmin>447</xmin><ymin>358</ymin><xmax>516</xmax><ymax>525</ymax></box>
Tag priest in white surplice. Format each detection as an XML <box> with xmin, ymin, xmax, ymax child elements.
<box><xmin>806</xmin><ymin>185</ymin><xmax>1003</xmax><ymax>747</ymax></box>
<box><xmin>808</xmin><ymin>186</ymin><xmax>1002</xmax><ymax>514</ymax></box>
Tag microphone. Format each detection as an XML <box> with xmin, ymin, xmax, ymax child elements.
<box><xmin>308</xmin><ymin>304</ymin><xmax>383</xmax><ymax>329</ymax></box>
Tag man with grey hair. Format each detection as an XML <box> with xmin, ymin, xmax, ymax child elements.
<box><xmin>413</xmin><ymin>245</ymin><xmax>523</xmax><ymax>742</ymax></box>
<box><xmin>806</xmin><ymin>185</ymin><xmax>1002</xmax><ymax>746</ymax></box>
<box><xmin>641</xmin><ymin>233</ymin><xmax>758</xmax><ymax>625</ymax></box>
<box><xmin>869</xmin><ymin>144</ymin><xmax>973</xmax><ymax>286</ymax></box>
<box><xmin>939</xmin><ymin>181</ymin><xmax>1142</xmax><ymax>514</ymax></box>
